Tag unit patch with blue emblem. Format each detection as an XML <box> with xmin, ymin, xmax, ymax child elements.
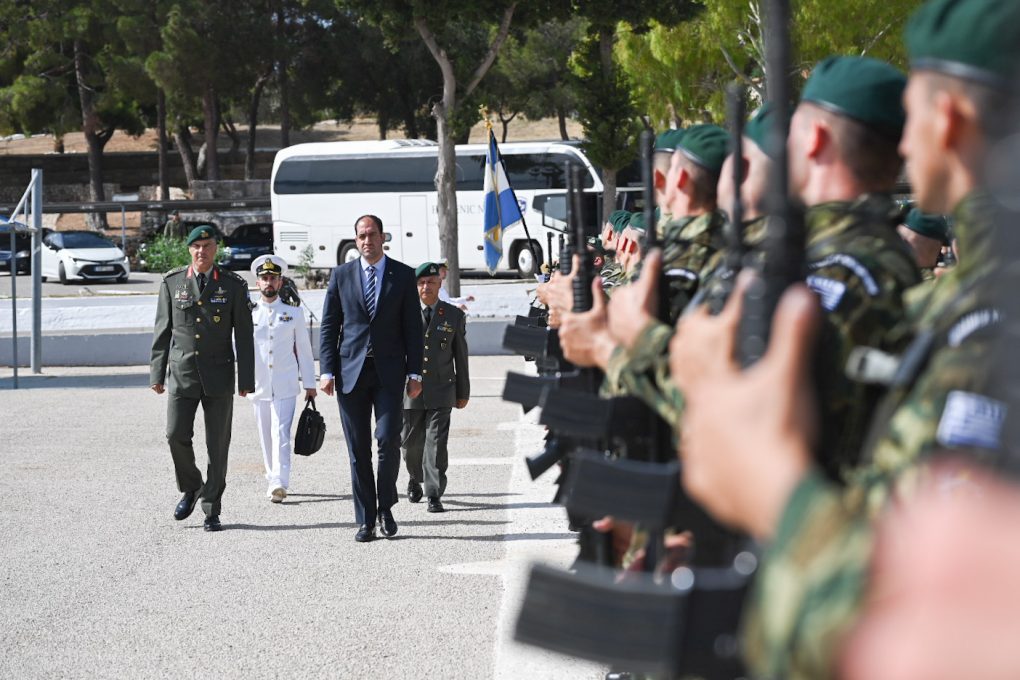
<box><xmin>936</xmin><ymin>390</ymin><xmax>1007</xmax><ymax>451</ymax></box>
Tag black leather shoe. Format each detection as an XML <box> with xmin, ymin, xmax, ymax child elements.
<box><xmin>174</xmin><ymin>491</ymin><xmax>200</xmax><ymax>521</ymax></box>
<box><xmin>203</xmin><ymin>515</ymin><xmax>222</xmax><ymax>532</ymax></box>
<box><xmin>379</xmin><ymin>509</ymin><xmax>398</xmax><ymax>537</ymax></box>
<box><xmin>355</xmin><ymin>524</ymin><xmax>376</xmax><ymax>542</ymax></box>
<box><xmin>427</xmin><ymin>497</ymin><xmax>445</xmax><ymax>513</ymax></box>
<box><xmin>407</xmin><ymin>480</ymin><xmax>423</xmax><ymax>503</ymax></box>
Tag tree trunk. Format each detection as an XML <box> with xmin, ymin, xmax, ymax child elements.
<box><xmin>557</xmin><ymin>105</ymin><xmax>569</xmax><ymax>141</ymax></box>
<box><xmin>415</xmin><ymin>6</ymin><xmax>517</xmax><ymax>295</ymax></box>
<box><xmin>157</xmin><ymin>89</ymin><xmax>170</xmax><ymax>200</ymax></box>
<box><xmin>276</xmin><ymin>4</ymin><xmax>291</xmax><ymax>148</ymax></box>
<box><xmin>246</xmin><ymin>74</ymin><xmax>270</xmax><ymax>180</ymax></box>
<box><xmin>499</xmin><ymin>111</ymin><xmax>517</xmax><ymax>143</ymax></box>
<box><xmin>174</xmin><ymin>125</ymin><xmax>198</xmax><ymax>188</ymax></box>
<box><xmin>202</xmin><ymin>87</ymin><xmax>220</xmax><ymax>180</ymax></box>
<box><xmin>53</xmin><ymin>135</ymin><xmax>65</xmax><ymax>153</ymax></box>
<box><xmin>601</xmin><ymin>166</ymin><xmax>617</xmax><ymax>227</ymax></box>
<box><xmin>73</xmin><ymin>39</ymin><xmax>109</xmax><ymax>231</ymax></box>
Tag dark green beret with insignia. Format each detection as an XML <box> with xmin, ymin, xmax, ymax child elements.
<box><xmin>654</xmin><ymin>129</ymin><xmax>686</xmax><ymax>153</ymax></box>
<box><xmin>676</xmin><ymin>124</ymin><xmax>730</xmax><ymax>174</ymax></box>
<box><xmin>586</xmin><ymin>236</ymin><xmax>607</xmax><ymax>256</ymax></box>
<box><xmin>415</xmin><ymin>262</ymin><xmax>440</xmax><ymax>278</ymax></box>
<box><xmin>800</xmin><ymin>56</ymin><xmax>907</xmax><ymax>138</ymax></box>
<box><xmin>904</xmin><ymin>207</ymin><xmax>951</xmax><ymax>244</ymax></box>
<box><xmin>744</xmin><ymin>104</ymin><xmax>776</xmax><ymax>158</ymax></box>
<box><xmin>608</xmin><ymin>210</ymin><xmax>632</xmax><ymax>234</ymax></box>
<box><xmin>906</xmin><ymin>0</ymin><xmax>1020</xmax><ymax>89</ymax></box>
<box><xmin>185</xmin><ymin>225</ymin><xmax>219</xmax><ymax>245</ymax></box>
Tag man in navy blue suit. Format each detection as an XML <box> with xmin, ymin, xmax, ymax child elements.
<box><xmin>319</xmin><ymin>215</ymin><xmax>424</xmax><ymax>542</ymax></box>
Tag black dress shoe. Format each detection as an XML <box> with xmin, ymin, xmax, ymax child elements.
<box><xmin>407</xmin><ymin>480</ymin><xmax>423</xmax><ymax>503</ymax></box>
<box><xmin>203</xmin><ymin>515</ymin><xmax>222</xmax><ymax>532</ymax></box>
<box><xmin>427</xmin><ymin>497</ymin><xmax>445</xmax><ymax>513</ymax></box>
<box><xmin>355</xmin><ymin>524</ymin><xmax>376</xmax><ymax>542</ymax></box>
<box><xmin>174</xmin><ymin>490</ymin><xmax>200</xmax><ymax>521</ymax></box>
<box><xmin>379</xmin><ymin>509</ymin><xmax>398</xmax><ymax>537</ymax></box>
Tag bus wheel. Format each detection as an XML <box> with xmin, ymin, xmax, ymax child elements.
<box><xmin>514</xmin><ymin>242</ymin><xmax>541</xmax><ymax>279</ymax></box>
<box><xmin>338</xmin><ymin>242</ymin><xmax>359</xmax><ymax>264</ymax></box>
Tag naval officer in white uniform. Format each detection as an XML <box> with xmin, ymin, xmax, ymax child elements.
<box><xmin>249</xmin><ymin>255</ymin><xmax>317</xmax><ymax>502</ymax></box>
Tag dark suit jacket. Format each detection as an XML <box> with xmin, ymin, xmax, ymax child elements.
<box><xmin>404</xmin><ymin>301</ymin><xmax>470</xmax><ymax>410</ymax></box>
<box><xmin>319</xmin><ymin>256</ymin><xmax>424</xmax><ymax>395</ymax></box>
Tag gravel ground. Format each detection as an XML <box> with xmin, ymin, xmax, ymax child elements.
<box><xmin>0</xmin><ymin>358</ymin><xmax>603</xmax><ymax>679</ymax></box>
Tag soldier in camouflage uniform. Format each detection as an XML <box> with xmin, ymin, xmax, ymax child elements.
<box><xmin>669</xmin><ymin>1</ymin><xmax>1020</xmax><ymax>678</ymax></box>
<box><xmin>611</xmin><ymin>59</ymin><xmax>921</xmax><ymax>482</ymax></box>
<box><xmin>150</xmin><ymin>225</ymin><xmax>255</xmax><ymax>532</ymax></box>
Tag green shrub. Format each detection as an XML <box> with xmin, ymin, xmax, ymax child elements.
<box><xmin>141</xmin><ymin>235</ymin><xmax>227</xmax><ymax>272</ymax></box>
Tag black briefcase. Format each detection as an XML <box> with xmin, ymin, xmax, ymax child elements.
<box><xmin>294</xmin><ymin>398</ymin><xmax>326</xmax><ymax>456</ymax></box>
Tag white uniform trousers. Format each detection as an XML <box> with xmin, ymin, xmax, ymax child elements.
<box><xmin>253</xmin><ymin>397</ymin><xmax>297</xmax><ymax>494</ymax></box>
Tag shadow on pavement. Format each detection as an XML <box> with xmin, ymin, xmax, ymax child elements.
<box><xmin>443</xmin><ymin>499</ymin><xmax>550</xmax><ymax>511</ymax></box>
<box><xmin>0</xmin><ymin>372</ymin><xmax>150</xmax><ymax>390</ymax></box>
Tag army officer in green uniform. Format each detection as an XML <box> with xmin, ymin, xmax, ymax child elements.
<box><xmin>150</xmin><ymin>226</ymin><xmax>255</xmax><ymax>532</ymax></box>
<box><xmin>401</xmin><ymin>262</ymin><xmax>470</xmax><ymax>513</ymax></box>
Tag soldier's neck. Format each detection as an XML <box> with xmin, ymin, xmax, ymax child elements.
<box><xmin>193</xmin><ymin>263</ymin><xmax>214</xmax><ymax>275</ymax></box>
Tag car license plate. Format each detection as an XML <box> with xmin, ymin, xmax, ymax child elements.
<box><xmin>95</xmin><ymin>266</ymin><xmax>114</xmax><ymax>272</ymax></box>
<box><xmin>234</xmin><ymin>253</ymin><xmax>251</xmax><ymax>259</ymax></box>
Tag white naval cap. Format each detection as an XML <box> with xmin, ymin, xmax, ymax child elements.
<box><xmin>251</xmin><ymin>254</ymin><xmax>288</xmax><ymax>277</ymax></box>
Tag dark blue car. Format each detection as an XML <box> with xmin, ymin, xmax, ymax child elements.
<box><xmin>0</xmin><ymin>221</ymin><xmax>32</xmax><ymax>274</ymax></box>
<box><xmin>220</xmin><ymin>222</ymin><xmax>274</xmax><ymax>270</ymax></box>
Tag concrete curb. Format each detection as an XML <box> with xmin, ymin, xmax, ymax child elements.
<box><xmin>1</xmin><ymin>317</ymin><xmax>512</xmax><ymax>367</ymax></box>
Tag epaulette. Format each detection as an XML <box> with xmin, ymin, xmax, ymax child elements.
<box><xmin>163</xmin><ymin>265</ymin><xmax>188</xmax><ymax>279</ymax></box>
<box><xmin>220</xmin><ymin>268</ymin><xmax>248</xmax><ymax>286</ymax></box>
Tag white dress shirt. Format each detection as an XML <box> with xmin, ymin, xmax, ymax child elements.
<box><xmin>249</xmin><ymin>297</ymin><xmax>316</xmax><ymax>400</ymax></box>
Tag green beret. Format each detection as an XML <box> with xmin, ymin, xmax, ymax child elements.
<box><xmin>628</xmin><ymin>211</ymin><xmax>647</xmax><ymax>234</ymax></box>
<box><xmin>800</xmin><ymin>56</ymin><xmax>907</xmax><ymax>138</ymax></box>
<box><xmin>415</xmin><ymin>262</ymin><xmax>440</xmax><ymax>278</ymax></box>
<box><xmin>654</xmin><ymin>129</ymin><xmax>686</xmax><ymax>153</ymax></box>
<box><xmin>744</xmin><ymin>104</ymin><xmax>776</xmax><ymax>158</ymax></box>
<box><xmin>586</xmin><ymin>235</ymin><xmax>607</xmax><ymax>256</ymax></box>
<box><xmin>903</xmin><ymin>207</ymin><xmax>951</xmax><ymax>243</ymax></box>
<box><xmin>185</xmin><ymin>225</ymin><xmax>218</xmax><ymax>246</ymax></box>
<box><xmin>676</xmin><ymin>124</ymin><xmax>730</xmax><ymax>174</ymax></box>
<box><xmin>608</xmin><ymin>210</ymin><xmax>632</xmax><ymax>234</ymax></box>
<box><xmin>906</xmin><ymin>0</ymin><xmax>1020</xmax><ymax>89</ymax></box>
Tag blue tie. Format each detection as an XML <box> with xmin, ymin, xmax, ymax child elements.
<box><xmin>365</xmin><ymin>265</ymin><xmax>377</xmax><ymax>319</ymax></box>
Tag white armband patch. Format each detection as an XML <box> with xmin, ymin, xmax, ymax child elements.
<box><xmin>936</xmin><ymin>390</ymin><xmax>1007</xmax><ymax>450</ymax></box>
<box><xmin>806</xmin><ymin>275</ymin><xmax>847</xmax><ymax>311</ymax></box>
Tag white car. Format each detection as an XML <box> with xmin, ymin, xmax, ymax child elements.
<box><xmin>41</xmin><ymin>230</ymin><xmax>130</xmax><ymax>284</ymax></box>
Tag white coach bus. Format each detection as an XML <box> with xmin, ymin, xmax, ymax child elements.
<box><xmin>270</xmin><ymin>139</ymin><xmax>627</xmax><ymax>277</ymax></box>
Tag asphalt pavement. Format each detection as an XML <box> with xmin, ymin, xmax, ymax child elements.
<box><xmin>0</xmin><ymin>357</ymin><xmax>604</xmax><ymax>679</ymax></box>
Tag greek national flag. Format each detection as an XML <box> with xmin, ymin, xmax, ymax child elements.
<box><xmin>483</xmin><ymin>129</ymin><xmax>524</xmax><ymax>274</ymax></box>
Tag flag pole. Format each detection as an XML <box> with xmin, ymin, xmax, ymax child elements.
<box><xmin>486</xmin><ymin>119</ymin><xmax>538</xmax><ymax>275</ymax></box>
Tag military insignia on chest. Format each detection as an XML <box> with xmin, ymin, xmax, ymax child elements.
<box><xmin>209</xmin><ymin>287</ymin><xmax>228</xmax><ymax>304</ymax></box>
<box><xmin>279</xmin><ymin>313</ymin><xmax>294</xmax><ymax>323</ymax></box>
<box><xmin>174</xmin><ymin>286</ymin><xmax>192</xmax><ymax>303</ymax></box>
<box><xmin>438</xmin><ymin>320</ymin><xmax>455</xmax><ymax>333</ymax></box>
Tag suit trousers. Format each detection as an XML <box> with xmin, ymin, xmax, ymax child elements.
<box><xmin>252</xmin><ymin>396</ymin><xmax>297</xmax><ymax>494</ymax></box>
<box><xmin>337</xmin><ymin>359</ymin><xmax>403</xmax><ymax>525</ymax></box>
<box><xmin>166</xmin><ymin>392</ymin><xmax>233</xmax><ymax>517</ymax></box>
<box><xmin>401</xmin><ymin>407</ymin><xmax>451</xmax><ymax>498</ymax></box>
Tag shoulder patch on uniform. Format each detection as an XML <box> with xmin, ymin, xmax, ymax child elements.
<box><xmin>808</xmin><ymin>254</ymin><xmax>880</xmax><ymax>296</ymax></box>
<box><xmin>947</xmin><ymin>307</ymin><xmax>1001</xmax><ymax>348</ymax></box>
<box><xmin>936</xmin><ymin>390</ymin><xmax>1007</xmax><ymax>451</ymax></box>
<box><xmin>163</xmin><ymin>265</ymin><xmax>188</xmax><ymax>279</ymax></box>
<box><xmin>806</xmin><ymin>275</ymin><xmax>848</xmax><ymax>311</ymax></box>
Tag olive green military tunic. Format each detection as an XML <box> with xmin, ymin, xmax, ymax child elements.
<box><xmin>150</xmin><ymin>264</ymin><xmax>255</xmax><ymax>517</ymax></box>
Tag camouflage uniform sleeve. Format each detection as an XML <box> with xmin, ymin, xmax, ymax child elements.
<box><xmin>603</xmin><ymin>321</ymin><xmax>686</xmax><ymax>425</ymax></box>
<box><xmin>743</xmin><ymin>470</ymin><xmax>873</xmax><ymax>680</ymax></box>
